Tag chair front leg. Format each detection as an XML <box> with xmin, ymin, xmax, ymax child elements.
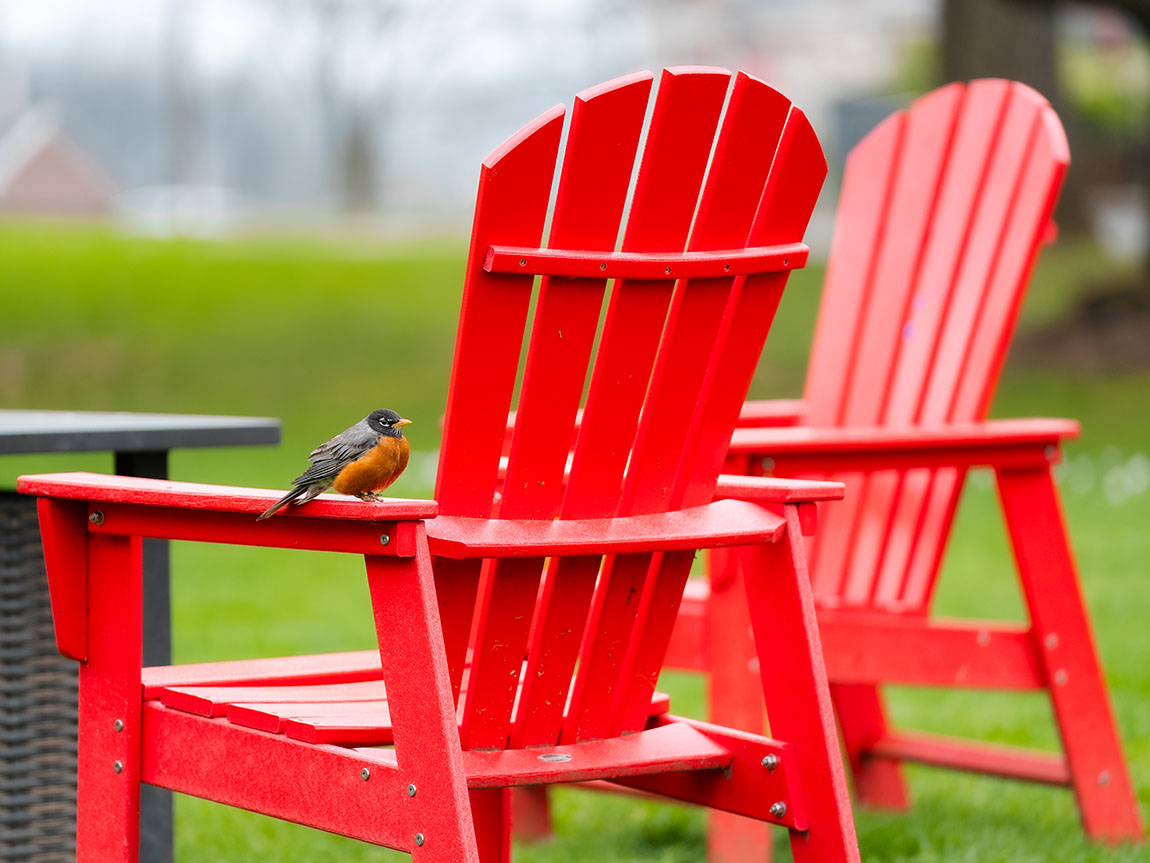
<box><xmin>741</xmin><ymin>507</ymin><xmax>860</xmax><ymax>863</ymax></box>
<box><xmin>78</xmin><ymin>533</ymin><xmax>143</xmax><ymax>863</ymax></box>
<box><xmin>364</xmin><ymin>524</ymin><xmax>481</xmax><ymax>862</ymax></box>
<box><xmin>997</xmin><ymin>465</ymin><xmax>1144</xmax><ymax>843</ymax></box>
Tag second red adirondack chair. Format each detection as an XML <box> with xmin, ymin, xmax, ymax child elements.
<box><xmin>665</xmin><ymin>78</ymin><xmax>1144</xmax><ymax>860</ymax></box>
<box><xmin>21</xmin><ymin>68</ymin><xmax>865</xmax><ymax>862</ymax></box>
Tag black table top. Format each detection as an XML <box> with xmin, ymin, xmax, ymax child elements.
<box><xmin>0</xmin><ymin>410</ymin><xmax>281</xmax><ymax>455</ymax></box>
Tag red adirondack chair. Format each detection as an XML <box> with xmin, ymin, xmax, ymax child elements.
<box><xmin>664</xmin><ymin>78</ymin><xmax>1145</xmax><ymax>858</ymax></box>
<box><xmin>20</xmin><ymin>68</ymin><xmax>863</xmax><ymax>862</ymax></box>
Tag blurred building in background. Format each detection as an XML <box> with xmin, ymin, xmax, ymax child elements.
<box><xmin>0</xmin><ymin>105</ymin><xmax>115</xmax><ymax>215</ymax></box>
<box><xmin>0</xmin><ymin>0</ymin><xmax>939</xmax><ymax>235</ymax></box>
<box><xmin>0</xmin><ymin>0</ymin><xmax>1144</xmax><ymax>255</ymax></box>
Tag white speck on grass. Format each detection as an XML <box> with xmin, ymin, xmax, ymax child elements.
<box><xmin>1068</xmin><ymin>454</ymin><xmax>1096</xmax><ymax>495</ymax></box>
<box><xmin>1125</xmin><ymin>453</ymin><xmax>1149</xmax><ymax>495</ymax></box>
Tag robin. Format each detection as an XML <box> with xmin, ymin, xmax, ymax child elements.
<box><xmin>257</xmin><ymin>408</ymin><xmax>412</xmax><ymax>520</ymax></box>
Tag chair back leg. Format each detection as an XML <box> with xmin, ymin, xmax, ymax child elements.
<box><xmin>471</xmin><ymin>789</ymin><xmax>512</xmax><ymax>863</ymax></box>
<box><xmin>829</xmin><ymin>683</ymin><xmax>910</xmax><ymax>809</ymax></box>
<box><xmin>997</xmin><ymin>466</ymin><xmax>1144</xmax><ymax>842</ymax></box>
<box><xmin>705</xmin><ymin>546</ymin><xmax>772</xmax><ymax>863</ymax></box>
<box><xmin>510</xmin><ymin>786</ymin><xmax>552</xmax><ymax>841</ymax></box>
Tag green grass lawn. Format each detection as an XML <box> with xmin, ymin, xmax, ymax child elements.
<box><xmin>1</xmin><ymin>222</ymin><xmax>1147</xmax><ymax>861</ymax></box>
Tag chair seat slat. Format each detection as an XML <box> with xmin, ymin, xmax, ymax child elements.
<box><xmin>464</xmin><ymin>722</ymin><xmax>730</xmax><ymax>788</ymax></box>
<box><xmin>159</xmin><ymin>680</ymin><xmax>386</xmax><ymax>717</ymax></box>
<box><xmin>141</xmin><ymin>650</ymin><xmax>383</xmax><ymax>699</ymax></box>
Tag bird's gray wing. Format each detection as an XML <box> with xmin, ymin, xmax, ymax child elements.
<box><xmin>290</xmin><ymin>419</ymin><xmax>379</xmax><ymax>486</ymax></box>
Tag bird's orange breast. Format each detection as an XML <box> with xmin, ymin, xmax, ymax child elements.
<box><xmin>332</xmin><ymin>437</ymin><xmax>410</xmax><ymax>496</ymax></box>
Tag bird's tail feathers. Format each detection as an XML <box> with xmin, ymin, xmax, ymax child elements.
<box><xmin>257</xmin><ymin>486</ymin><xmax>307</xmax><ymax>520</ymax></box>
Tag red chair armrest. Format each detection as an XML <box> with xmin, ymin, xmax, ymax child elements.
<box><xmin>17</xmin><ymin>472</ymin><xmax>437</xmax><ymax>521</ymax></box>
<box><xmin>713</xmin><ymin>474</ymin><xmax>844</xmax><ymax>502</ymax></box>
<box><xmin>21</xmin><ymin>474</ymin><xmax>438</xmax><ymax>661</ymax></box>
<box><xmin>735</xmin><ymin>399</ymin><xmax>805</xmax><ymax>428</ymax></box>
<box><xmin>727</xmin><ymin>418</ymin><xmax>1079</xmax><ymax>472</ymax></box>
<box><xmin>425</xmin><ymin>499</ymin><xmax>786</xmax><ymax>559</ymax></box>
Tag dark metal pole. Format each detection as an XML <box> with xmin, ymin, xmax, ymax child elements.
<box><xmin>113</xmin><ymin>449</ymin><xmax>173</xmax><ymax>863</ymax></box>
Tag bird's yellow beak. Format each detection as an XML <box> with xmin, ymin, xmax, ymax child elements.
<box><xmin>395</xmin><ymin>418</ymin><xmax>412</xmax><ymax>427</ymax></box>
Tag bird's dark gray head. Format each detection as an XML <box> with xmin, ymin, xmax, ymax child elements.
<box><xmin>367</xmin><ymin>408</ymin><xmax>412</xmax><ymax>437</ymax></box>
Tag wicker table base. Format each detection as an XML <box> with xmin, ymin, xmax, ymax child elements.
<box><xmin>0</xmin><ymin>493</ymin><xmax>77</xmax><ymax>862</ymax></box>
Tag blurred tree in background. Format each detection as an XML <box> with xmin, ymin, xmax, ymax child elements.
<box><xmin>945</xmin><ymin>0</ymin><xmax>1150</xmax><ymax>363</ymax></box>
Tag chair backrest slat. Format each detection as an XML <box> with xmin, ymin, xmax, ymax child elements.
<box><xmin>514</xmin><ymin>68</ymin><xmax>734</xmax><ymax>749</ymax></box>
<box><xmin>431</xmin><ymin>107</ymin><xmax>564</xmax><ymax>719</ymax></box>
<box><xmin>436</xmin><ymin>107</ymin><xmax>565</xmax><ymax>518</ymax></box>
<box><xmin>459</xmin><ymin>73</ymin><xmax>654</xmax><ymax>749</ymax></box>
<box><xmin>561</xmin><ymin>68</ymin><xmax>733</xmax><ymax>519</ymax></box>
<box><xmin>844</xmin><ymin>81</ymin><xmax>1011</xmax><ymax>607</ymax></box>
<box><xmin>621</xmin><ymin>80</ymin><xmax>793</xmax><ymax>515</ymax></box>
<box><xmin>882</xmin><ymin>80</ymin><xmax>1013</xmax><ymax>425</ymax></box>
<box><xmin>575</xmin><ymin>76</ymin><xmax>812</xmax><ymax>741</ymax></box>
<box><xmin>500</xmin><ymin>72</ymin><xmax>654</xmax><ymax>521</ymax></box>
<box><xmin>438</xmin><ymin>68</ymin><xmax>825</xmax><ymax>751</ymax></box>
<box><xmin>560</xmin><ymin>67</ymin><xmax>741</xmax><ymax>744</ymax></box>
<box><xmin>802</xmin><ymin>105</ymin><xmax>905</xmax><ymax>428</ymax></box>
<box><xmin>679</xmin><ymin>111</ymin><xmax>829</xmax><ymax>509</ymax></box>
<box><xmin>796</xmin><ymin>80</ymin><xmax>1067</xmax><ymax>613</ymax></box>
<box><xmin>955</xmin><ymin>103</ymin><xmax>1068</xmax><ymax>420</ymax></box>
<box><xmin>898</xmin><ymin>87</ymin><xmax>1068</xmax><ymax>610</ymax></box>
<box><xmin>611</xmin><ymin>107</ymin><xmax>827</xmax><ymax>736</ymax></box>
<box><xmin>837</xmin><ymin>83</ymin><xmax>963</xmax><ymax>427</ymax></box>
<box><xmin>920</xmin><ymin>86</ymin><xmax>1053</xmax><ymax>423</ymax></box>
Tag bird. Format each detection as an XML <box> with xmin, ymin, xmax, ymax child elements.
<box><xmin>257</xmin><ymin>409</ymin><xmax>412</xmax><ymax>520</ymax></box>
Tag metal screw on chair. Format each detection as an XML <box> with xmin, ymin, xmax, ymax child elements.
<box><xmin>379</xmin><ymin>534</ymin><xmax>390</xmax><ymax>546</ymax></box>
<box><xmin>89</xmin><ymin>511</ymin><xmax>104</xmax><ymax>526</ymax></box>
<box><xmin>664</xmin><ymin>266</ymin><xmax>672</xmax><ymax>275</ymax></box>
<box><xmin>1045</xmin><ymin>445</ymin><xmax>1057</xmax><ymax>461</ymax></box>
<box><xmin>114</xmin><ymin>719</ymin><xmax>124</xmax><ymax>732</ymax></box>
<box><xmin>415</xmin><ymin>833</ymin><xmax>425</xmax><ymax>847</ymax></box>
<box><xmin>600</xmin><ymin>262</ymin><xmax>607</xmax><ymax>271</ymax></box>
<box><xmin>361</xmin><ymin>768</ymin><xmax>371</xmax><ymax>781</ymax></box>
<box><xmin>769</xmin><ymin>801</ymin><xmax>786</xmax><ymax>818</ymax></box>
<box><xmin>1053</xmin><ymin>668</ymin><xmax>1069</xmax><ymax>686</ymax></box>
<box><xmin>761</xmin><ymin>754</ymin><xmax>779</xmax><ymax>771</ymax></box>
<box><xmin>1098</xmin><ymin>770</ymin><xmax>1111</xmax><ymax>786</ymax></box>
<box><xmin>407</xmin><ymin>783</ymin><xmax>417</xmax><ymax>797</ymax></box>
<box><xmin>1045</xmin><ymin>633</ymin><xmax>1059</xmax><ymax>650</ymax></box>
<box><xmin>113</xmin><ymin>761</ymin><xmax>123</xmax><ymax>774</ymax></box>
<box><xmin>519</xmin><ymin>258</ymin><xmax>526</xmax><ymax>266</ymax></box>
